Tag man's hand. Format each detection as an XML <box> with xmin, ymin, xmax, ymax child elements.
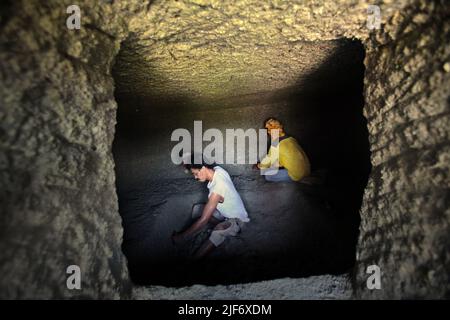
<box><xmin>252</xmin><ymin>163</ymin><xmax>260</xmax><ymax>170</ymax></box>
<box><xmin>171</xmin><ymin>195</ymin><xmax>222</xmax><ymax>247</ymax></box>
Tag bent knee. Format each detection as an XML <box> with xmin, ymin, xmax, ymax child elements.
<box><xmin>214</xmin><ymin>221</ymin><xmax>231</xmax><ymax>231</ymax></box>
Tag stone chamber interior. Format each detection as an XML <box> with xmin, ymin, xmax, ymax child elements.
<box><xmin>0</xmin><ymin>0</ymin><xmax>448</xmax><ymax>299</ymax></box>
<box><xmin>112</xmin><ymin>39</ymin><xmax>371</xmax><ymax>286</ymax></box>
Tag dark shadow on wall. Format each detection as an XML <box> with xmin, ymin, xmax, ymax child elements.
<box><xmin>111</xmin><ymin>38</ymin><xmax>371</xmax><ymax>286</ymax></box>
<box><xmin>0</xmin><ymin>0</ymin><xmax>14</xmax><ymax>29</ymax></box>
<box><xmin>282</xmin><ymin>39</ymin><xmax>372</xmax><ymax>272</ymax></box>
<box><xmin>287</xmin><ymin>39</ymin><xmax>371</xmax><ymax>219</ymax></box>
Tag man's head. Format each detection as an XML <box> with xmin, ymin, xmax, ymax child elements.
<box><xmin>264</xmin><ymin>117</ymin><xmax>285</xmax><ymax>138</ymax></box>
<box><xmin>182</xmin><ymin>154</ymin><xmax>216</xmax><ymax>182</ymax></box>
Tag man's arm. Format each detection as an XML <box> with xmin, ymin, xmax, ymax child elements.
<box><xmin>257</xmin><ymin>147</ymin><xmax>273</xmax><ymax>169</ymax></box>
<box><xmin>173</xmin><ymin>192</ymin><xmax>223</xmax><ymax>241</ymax></box>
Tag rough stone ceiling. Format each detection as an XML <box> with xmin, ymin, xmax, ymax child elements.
<box><xmin>115</xmin><ymin>39</ymin><xmax>350</xmax><ymax>104</ymax></box>
<box><xmin>112</xmin><ymin>0</ymin><xmax>408</xmax><ymax>104</ymax></box>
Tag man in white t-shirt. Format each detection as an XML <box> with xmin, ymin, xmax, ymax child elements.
<box><xmin>172</xmin><ymin>157</ymin><xmax>250</xmax><ymax>259</ymax></box>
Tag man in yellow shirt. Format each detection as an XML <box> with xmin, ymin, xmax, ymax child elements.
<box><xmin>256</xmin><ymin>118</ymin><xmax>311</xmax><ymax>182</ymax></box>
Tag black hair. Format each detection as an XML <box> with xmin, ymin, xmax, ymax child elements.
<box><xmin>182</xmin><ymin>153</ymin><xmax>216</xmax><ymax>170</ymax></box>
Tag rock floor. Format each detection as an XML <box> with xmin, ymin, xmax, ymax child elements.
<box><xmin>132</xmin><ymin>273</ymin><xmax>353</xmax><ymax>300</ymax></box>
<box><xmin>118</xmin><ymin>170</ymin><xmax>360</xmax><ymax>287</ymax></box>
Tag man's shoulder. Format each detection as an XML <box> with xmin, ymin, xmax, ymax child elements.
<box><xmin>214</xmin><ymin>165</ymin><xmax>227</xmax><ymax>174</ymax></box>
<box><xmin>280</xmin><ymin>136</ymin><xmax>298</xmax><ymax>147</ymax></box>
<box><xmin>281</xmin><ymin>136</ymin><xmax>296</xmax><ymax>142</ymax></box>
<box><xmin>213</xmin><ymin>166</ymin><xmax>232</xmax><ymax>182</ymax></box>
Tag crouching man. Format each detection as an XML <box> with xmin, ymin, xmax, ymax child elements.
<box><xmin>172</xmin><ymin>157</ymin><xmax>250</xmax><ymax>259</ymax></box>
<box><xmin>256</xmin><ymin>117</ymin><xmax>311</xmax><ymax>182</ymax></box>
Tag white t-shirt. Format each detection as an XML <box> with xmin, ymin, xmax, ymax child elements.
<box><xmin>207</xmin><ymin>166</ymin><xmax>250</xmax><ymax>222</ymax></box>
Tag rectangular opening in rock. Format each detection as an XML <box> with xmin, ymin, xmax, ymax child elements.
<box><xmin>112</xmin><ymin>37</ymin><xmax>371</xmax><ymax>286</ymax></box>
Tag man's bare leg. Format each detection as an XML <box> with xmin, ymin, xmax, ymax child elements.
<box><xmin>193</xmin><ymin>221</ymin><xmax>230</xmax><ymax>259</ymax></box>
<box><xmin>193</xmin><ymin>240</ymin><xmax>216</xmax><ymax>260</ymax></box>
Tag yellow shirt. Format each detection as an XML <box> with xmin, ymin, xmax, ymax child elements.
<box><xmin>259</xmin><ymin>136</ymin><xmax>310</xmax><ymax>181</ymax></box>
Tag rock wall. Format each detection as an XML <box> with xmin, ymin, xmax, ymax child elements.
<box><xmin>355</xmin><ymin>1</ymin><xmax>450</xmax><ymax>298</ymax></box>
<box><xmin>0</xmin><ymin>0</ymin><xmax>145</xmax><ymax>299</ymax></box>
